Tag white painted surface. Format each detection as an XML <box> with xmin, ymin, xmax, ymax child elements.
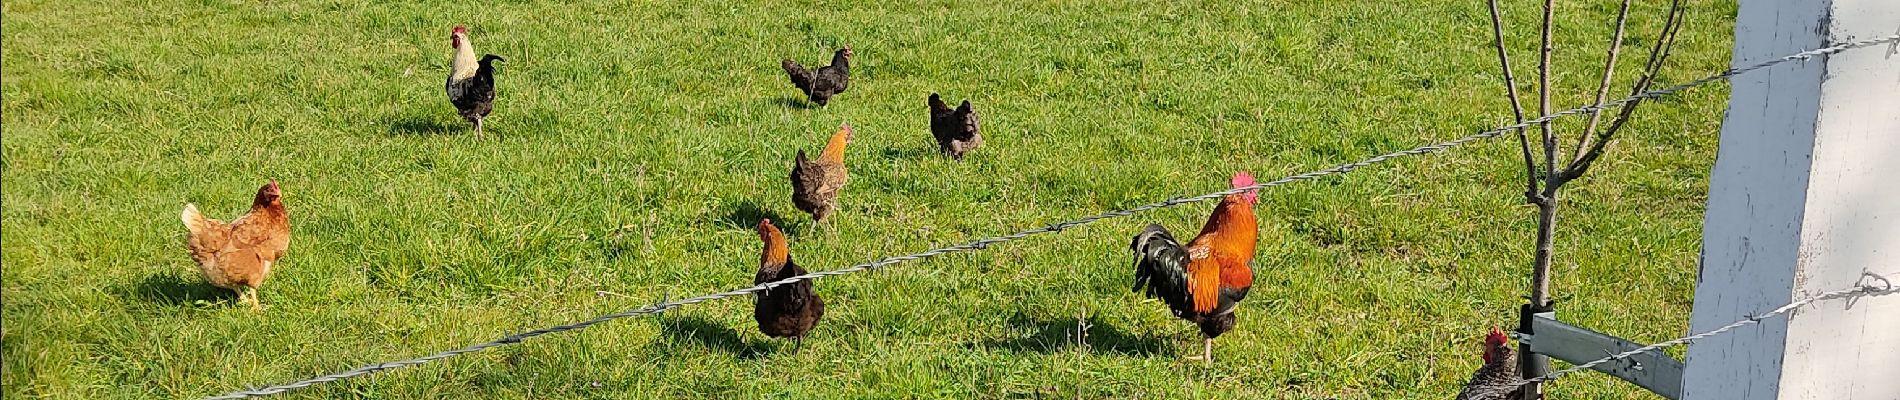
<box><xmin>1683</xmin><ymin>0</ymin><xmax>1900</xmax><ymax>399</ymax></box>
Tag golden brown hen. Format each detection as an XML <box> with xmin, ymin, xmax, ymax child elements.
<box><xmin>791</xmin><ymin>123</ymin><xmax>852</xmax><ymax>225</ymax></box>
<box><xmin>753</xmin><ymin>218</ymin><xmax>824</xmax><ymax>353</ymax></box>
<box><xmin>181</xmin><ymin>180</ymin><xmax>290</xmax><ymax>310</ymax></box>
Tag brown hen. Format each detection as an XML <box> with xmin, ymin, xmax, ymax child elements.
<box><xmin>753</xmin><ymin>219</ymin><xmax>825</xmax><ymax>353</ymax></box>
<box><xmin>927</xmin><ymin>93</ymin><xmax>982</xmax><ymax>161</ymax></box>
<box><xmin>791</xmin><ymin>123</ymin><xmax>852</xmax><ymax>225</ymax></box>
<box><xmin>181</xmin><ymin>180</ymin><xmax>290</xmax><ymax>311</ymax></box>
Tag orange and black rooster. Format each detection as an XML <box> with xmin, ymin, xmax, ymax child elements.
<box><xmin>791</xmin><ymin>123</ymin><xmax>852</xmax><ymax>224</ymax></box>
<box><xmin>1129</xmin><ymin>172</ymin><xmax>1259</xmax><ymax>364</ymax></box>
<box><xmin>181</xmin><ymin>180</ymin><xmax>291</xmax><ymax>311</ymax></box>
<box><xmin>446</xmin><ymin>25</ymin><xmax>504</xmax><ymax>138</ymax></box>
<box><xmin>781</xmin><ymin>46</ymin><xmax>852</xmax><ymax>107</ymax></box>
<box><xmin>927</xmin><ymin>93</ymin><xmax>981</xmax><ymax>161</ymax></box>
<box><xmin>753</xmin><ymin>219</ymin><xmax>825</xmax><ymax>353</ymax></box>
<box><xmin>1456</xmin><ymin>327</ymin><xmax>1530</xmax><ymax>400</ymax></box>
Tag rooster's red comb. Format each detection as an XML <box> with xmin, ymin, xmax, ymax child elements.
<box><xmin>1230</xmin><ymin>171</ymin><xmax>1259</xmax><ymax>203</ymax></box>
<box><xmin>1485</xmin><ymin>327</ymin><xmax>1511</xmax><ymax>346</ymax></box>
<box><xmin>1230</xmin><ymin>171</ymin><xmax>1255</xmax><ymax>189</ymax></box>
<box><xmin>452</xmin><ymin>25</ymin><xmax>468</xmax><ymax>34</ymax></box>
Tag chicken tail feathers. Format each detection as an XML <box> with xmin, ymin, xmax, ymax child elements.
<box><xmin>476</xmin><ymin>54</ymin><xmax>504</xmax><ymax>77</ymax></box>
<box><xmin>1130</xmin><ymin>224</ymin><xmax>1192</xmax><ymax>308</ymax></box>
<box><xmin>181</xmin><ymin>203</ymin><xmax>213</xmax><ymax>234</ymax></box>
<box><xmin>181</xmin><ymin>203</ymin><xmax>230</xmax><ymax>255</ymax></box>
<box><xmin>782</xmin><ymin>59</ymin><xmax>814</xmax><ymax>92</ymax></box>
<box><xmin>928</xmin><ymin>93</ymin><xmax>950</xmax><ymax>114</ymax></box>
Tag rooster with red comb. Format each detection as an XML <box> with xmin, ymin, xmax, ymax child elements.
<box><xmin>1456</xmin><ymin>327</ymin><xmax>1532</xmax><ymax>400</ymax></box>
<box><xmin>445</xmin><ymin>25</ymin><xmax>504</xmax><ymax>138</ymax></box>
<box><xmin>1129</xmin><ymin>171</ymin><xmax>1260</xmax><ymax>365</ymax></box>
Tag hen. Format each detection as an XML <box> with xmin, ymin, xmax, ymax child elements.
<box><xmin>1456</xmin><ymin>327</ymin><xmax>1531</xmax><ymax>400</ymax></box>
<box><xmin>927</xmin><ymin>93</ymin><xmax>982</xmax><ymax>161</ymax></box>
<box><xmin>1129</xmin><ymin>172</ymin><xmax>1259</xmax><ymax>364</ymax></box>
<box><xmin>181</xmin><ymin>180</ymin><xmax>291</xmax><ymax>311</ymax></box>
<box><xmin>781</xmin><ymin>46</ymin><xmax>852</xmax><ymax>107</ymax></box>
<box><xmin>753</xmin><ymin>218</ymin><xmax>825</xmax><ymax>353</ymax></box>
<box><xmin>446</xmin><ymin>25</ymin><xmax>504</xmax><ymax>138</ymax></box>
<box><xmin>791</xmin><ymin>123</ymin><xmax>852</xmax><ymax>224</ymax></box>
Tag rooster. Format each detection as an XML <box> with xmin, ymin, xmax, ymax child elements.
<box><xmin>781</xmin><ymin>46</ymin><xmax>852</xmax><ymax>107</ymax></box>
<box><xmin>446</xmin><ymin>25</ymin><xmax>504</xmax><ymax>138</ymax></box>
<box><xmin>1456</xmin><ymin>327</ymin><xmax>1531</xmax><ymax>400</ymax></box>
<box><xmin>753</xmin><ymin>218</ymin><xmax>825</xmax><ymax>353</ymax></box>
<box><xmin>791</xmin><ymin>123</ymin><xmax>852</xmax><ymax>225</ymax></box>
<box><xmin>927</xmin><ymin>93</ymin><xmax>982</xmax><ymax>161</ymax></box>
<box><xmin>181</xmin><ymin>180</ymin><xmax>291</xmax><ymax>311</ymax></box>
<box><xmin>1129</xmin><ymin>172</ymin><xmax>1259</xmax><ymax>365</ymax></box>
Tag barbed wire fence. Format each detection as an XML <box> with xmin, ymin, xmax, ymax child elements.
<box><xmin>1508</xmin><ymin>272</ymin><xmax>1895</xmax><ymax>391</ymax></box>
<box><xmin>204</xmin><ymin>34</ymin><xmax>1900</xmax><ymax>399</ymax></box>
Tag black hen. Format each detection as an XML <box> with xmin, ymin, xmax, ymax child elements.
<box><xmin>446</xmin><ymin>25</ymin><xmax>503</xmax><ymax>138</ymax></box>
<box><xmin>927</xmin><ymin>93</ymin><xmax>982</xmax><ymax>161</ymax></box>
<box><xmin>753</xmin><ymin>219</ymin><xmax>825</xmax><ymax>353</ymax></box>
<box><xmin>782</xmin><ymin>46</ymin><xmax>852</xmax><ymax>107</ymax></box>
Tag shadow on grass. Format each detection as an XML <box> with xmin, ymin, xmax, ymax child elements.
<box><xmin>976</xmin><ymin>312</ymin><xmax>1171</xmax><ymax>356</ymax></box>
<box><xmin>386</xmin><ymin>115</ymin><xmax>459</xmax><ymax>136</ymax></box>
<box><xmin>660</xmin><ymin>315</ymin><xmax>773</xmax><ymax>359</ymax></box>
<box><xmin>719</xmin><ymin>200</ymin><xmax>803</xmax><ymax>236</ymax></box>
<box><xmin>880</xmin><ymin>146</ymin><xmax>934</xmax><ymax>161</ymax></box>
<box><xmin>128</xmin><ymin>273</ymin><xmax>234</xmax><ymax>306</ymax></box>
<box><xmin>770</xmin><ymin>96</ymin><xmax>818</xmax><ymax>110</ymax></box>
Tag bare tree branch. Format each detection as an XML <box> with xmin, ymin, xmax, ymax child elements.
<box><xmin>1486</xmin><ymin>0</ymin><xmax>1541</xmax><ymax>204</ymax></box>
<box><xmin>1562</xmin><ymin>0</ymin><xmax>1684</xmax><ymax>180</ymax></box>
<box><xmin>1572</xmin><ymin>0</ymin><xmax>1633</xmax><ymax>164</ymax></box>
<box><xmin>1535</xmin><ymin>0</ymin><xmax>1557</xmax><ymax>200</ymax></box>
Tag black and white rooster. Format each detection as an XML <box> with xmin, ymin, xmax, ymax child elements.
<box><xmin>446</xmin><ymin>25</ymin><xmax>503</xmax><ymax>138</ymax></box>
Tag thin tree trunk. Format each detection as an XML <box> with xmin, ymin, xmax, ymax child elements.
<box><xmin>1520</xmin><ymin>0</ymin><xmax>1559</xmax><ymax>398</ymax></box>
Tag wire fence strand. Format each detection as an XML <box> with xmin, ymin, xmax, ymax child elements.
<box><xmin>204</xmin><ymin>34</ymin><xmax>1900</xmax><ymax>400</ymax></box>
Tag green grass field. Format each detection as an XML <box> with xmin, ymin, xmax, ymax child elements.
<box><xmin>3</xmin><ymin>0</ymin><xmax>1737</xmax><ymax>398</ymax></box>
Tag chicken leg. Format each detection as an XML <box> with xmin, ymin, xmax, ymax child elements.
<box><xmin>1182</xmin><ymin>338</ymin><xmax>1213</xmax><ymax>366</ymax></box>
<box><xmin>240</xmin><ymin>287</ymin><xmax>263</xmax><ymax>311</ymax></box>
<box><xmin>473</xmin><ymin>118</ymin><xmax>484</xmax><ymax>139</ymax></box>
<box><xmin>792</xmin><ymin>336</ymin><xmax>805</xmax><ymax>355</ymax></box>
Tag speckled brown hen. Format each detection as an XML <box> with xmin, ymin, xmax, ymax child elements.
<box><xmin>1457</xmin><ymin>327</ymin><xmax>1532</xmax><ymax>400</ymax></box>
<box><xmin>790</xmin><ymin>123</ymin><xmax>852</xmax><ymax>225</ymax></box>
<box><xmin>928</xmin><ymin>93</ymin><xmax>982</xmax><ymax>161</ymax></box>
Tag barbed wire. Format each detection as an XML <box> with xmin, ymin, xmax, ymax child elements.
<box><xmin>1510</xmin><ymin>272</ymin><xmax>1895</xmax><ymax>389</ymax></box>
<box><xmin>203</xmin><ymin>34</ymin><xmax>1900</xmax><ymax>399</ymax></box>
